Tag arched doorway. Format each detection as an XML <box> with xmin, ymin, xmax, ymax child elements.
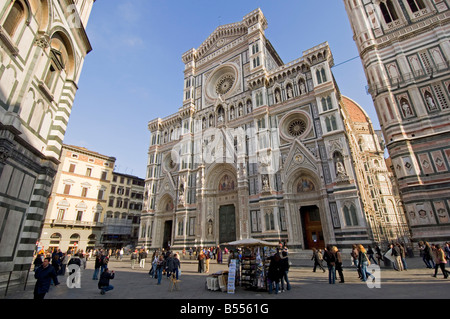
<box><xmin>300</xmin><ymin>206</ymin><xmax>324</xmax><ymax>250</ymax></box>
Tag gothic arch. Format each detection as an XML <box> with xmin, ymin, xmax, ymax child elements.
<box><xmin>205</xmin><ymin>163</ymin><xmax>237</xmax><ymax>191</ymax></box>
<box><xmin>286</xmin><ymin>168</ymin><xmax>321</xmax><ymax>195</ymax></box>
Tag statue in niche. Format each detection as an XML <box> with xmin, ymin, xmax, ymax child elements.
<box><xmin>287</xmin><ymin>86</ymin><xmax>293</xmax><ymax>99</ymax></box>
<box><xmin>207</xmin><ymin>219</ymin><xmax>213</xmax><ymax>236</ymax></box>
<box><xmin>275</xmin><ymin>90</ymin><xmax>281</xmax><ymax>103</ymax></box>
<box><xmin>299</xmin><ymin>81</ymin><xmax>306</xmax><ymax>95</ymax></box>
<box><xmin>178</xmin><ymin>177</ymin><xmax>185</xmax><ymax>205</ymax></box>
<box><xmin>262</xmin><ymin>175</ymin><xmax>270</xmax><ymax>191</ymax></box>
<box><xmin>336</xmin><ymin>161</ymin><xmax>347</xmax><ymax>177</ymax></box>
<box><xmin>401</xmin><ymin>99</ymin><xmax>413</xmax><ymax>117</ymax></box>
<box><xmin>424</xmin><ymin>92</ymin><xmax>437</xmax><ymax>111</ymax></box>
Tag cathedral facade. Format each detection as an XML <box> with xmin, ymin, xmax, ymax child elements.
<box><xmin>140</xmin><ymin>9</ymin><xmax>405</xmax><ymax>252</ymax></box>
<box><xmin>344</xmin><ymin>0</ymin><xmax>450</xmax><ymax>243</ymax></box>
<box><xmin>0</xmin><ymin>0</ymin><xmax>94</xmax><ymax>286</ymax></box>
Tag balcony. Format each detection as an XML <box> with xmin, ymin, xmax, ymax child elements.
<box><xmin>366</xmin><ymin>62</ymin><xmax>449</xmax><ymax>96</ymax></box>
<box><xmin>45</xmin><ymin>219</ymin><xmax>103</xmax><ymax>228</ymax></box>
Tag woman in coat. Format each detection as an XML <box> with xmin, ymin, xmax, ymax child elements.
<box><xmin>267</xmin><ymin>252</ymin><xmax>282</xmax><ymax>294</ymax></box>
<box><xmin>333</xmin><ymin>246</ymin><xmax>345</xmax><ymax>283</ymax></box>
<box><xmin>322</xmin><ymin>245</ymin><xmax>337</xmax><ymax>284</ymax></box>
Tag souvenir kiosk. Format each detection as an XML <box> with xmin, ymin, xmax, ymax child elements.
<box><xmin>207</xmin><ymin>239</ymin><xmax>279</xmax><ymax>293</ymax></box>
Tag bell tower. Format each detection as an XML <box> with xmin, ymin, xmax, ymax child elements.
<box><xmin>343</xmin><ymin>0</ymin><xmax>450</xmax><ymax>243</ymax></box>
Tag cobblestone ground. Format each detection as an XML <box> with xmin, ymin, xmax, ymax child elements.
<box><xmin>2</xmin><ymin>256</ymin><xmax>449</xmax><ymax>300</ymax></box>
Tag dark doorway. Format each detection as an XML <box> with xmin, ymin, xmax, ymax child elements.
<box><xmin>163</xmin><ymin>220</ymin><xmax>173</xmax><ymax>250</ymax></box>
<box><xmin>219</xmin><ymin>205</ymin><xmax>236</xmax><ymax>244</ymax></box>
<box><xmin>300</xmin><ymin>206</ymin><xmax>324</xmax><ymax>250</ymax></box>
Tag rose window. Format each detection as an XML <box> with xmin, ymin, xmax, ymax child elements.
<box><xmin>215</xmin><ymin>74</ymin><xmax>235</xmax><ymax>95</ymax></box>
<box><xmin>288</xmin><ymin>119</ymin><xmax>307</xmax><ymax>137</ymax></box>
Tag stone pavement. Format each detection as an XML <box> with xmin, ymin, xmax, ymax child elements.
<box><xmin>1</xmin><ymin>254</ymin><xmax>449</xmax><ymax>300</ymax></box>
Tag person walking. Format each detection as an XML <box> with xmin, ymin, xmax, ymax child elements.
<box><xmin>172</xmin><ymin>253</ymin><xmax>181</xmax><ymax>280</ymax></box>
<box><xmin>367</xmin><ymin>246</ymin><xmax>378</xmax><ymax>265</ymax></box>
<box><xmin>311</xmin><ymin>248</ymin><xmax>326</xmax><ymax>273</ymax></box>
<box><xmin>358</xmin><ymin>244</ymin><xmax>375</xmax><ymax>283</ymax></box>
<box><xmin>399</xmin><ymin>243</ymin><xmax>408</xmax><ymax>270</ymax></box>
<box><xmin>375</xmin><ymin>245</ymin><xmax>383</xmax><ymax>266</ymax></box>
<box><xmin>139</xmin><ymin>249</ymin><xmax>147</xmax><ymax>268</ymax></box>
<box><xmin>423</xmin><ymin>241</ymin><xmax>435</xmax><ymax>269</ymax></box>
<box><xmin>60</xmin><ymin>252</ymin><xmax>71</xmax><ymax>276</ymax></box>
<box><xmin>432</xmin><ymin>244</ymin><xmax>450</xmax><ymax>279</ymax></box>
<box><xmin>216</xmin><ymin>246</ymin><xmax>223</xmax><ymax>264</ymax></box>
<box><xmin>98</xmin><ymin>268</ymin><xmax>115</xmax><ymax>295</ymax></box>
<box><xmin>93</xmin><ymin>253</ymin><xmax>102</xmax><ymax>280</ymax></box>
<box><xmin>333</xmin><ymin>246</ymin><xmax>345</xmax><ymax>283</ymax></box>
<box><xmin>33</xmin><ymin>253</ymin><xmax>44</xmax><ymax>271</ymax></box>
<box><xmin>391</xmin><ymin>243</ymin><xmax>403</xmax><ymax>271</ymax></box>
<box><xmin>280</xmin><ymin>250</ymin><xmax>291</xmax><ymax>292</ymax></box>
<box><xmin>131</xmin><ymin>250</ymin><xmax>138</xmax><ymax>269</ymax></box>
<box><xmin>351</xmin><ymin>244</ymin><xmax>362</xmax><ymax>279</ymax></box>
<box><xmin>156</xmin><ymin>255</ymin><xmax>165</xmax><ymax>285</ymax></box>
<box><xmin>205</xmin><ymin>249</ymin><xmax>211</xmax><ymax>273</ymax></box>
<box><xmin>445</xmin><ymin>242</ymin><xmax>450</xmax><ymax>266</ymax></box>
<box><xmin>323</xmin><ymin>245</ymin><xmax>337</xmax><ymax>284</ymax></box>
<box><xmin>34</xmin><ymin>257</ymin><xmax>60</xmax><ymax>299</ymax></box>
<box><xmin>198</xmin><ymin>250</ymin><xmax>205</xmax><ymax>273</ymax></box>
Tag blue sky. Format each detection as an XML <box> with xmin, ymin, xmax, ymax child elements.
<box><xmin>64</xmin><ymin>0</ymin><xmax>378</xmax><ymax>178</ymax></box>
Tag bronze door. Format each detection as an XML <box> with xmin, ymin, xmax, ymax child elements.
<box><xmin>301</xmin><ymin>206</ymin><xmax>324</xmax><ymax>250</ymax></box>
<box><xmin>219</xmin><ymin>205</ymin><xmax>236</xmax><ymax>244</ymax></box>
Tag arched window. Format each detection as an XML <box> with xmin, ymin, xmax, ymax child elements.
<box><xmin>3</xmin><ymin>0</ymin><xmax>26</xmax><ymax>37</ymax></box>
<box><xmin>331</xmin><ymin>115</ymin><xmax>337</xmax><ymax>130</ymax></box>
<box><xmin>316</xmin><ymin>70</ymin><xmax>322</xmax><ymax>84</ymax></box>
<box><xmin>343</xmin><ymin>204</ymin><xmax>359</xmax><ymax>226</ymax></box>
<box><xmin>325</xmin><ymin>117</ymin><xmax>332</xmax><ymax>132</ymax></box>
<box><xmin>321</xmin><ymin>69</ymin><xmax>327</xmax><ymax>82</ymax></box>
<box><xmin>321</xmin><ymin>96</ymin><xmax>333</xmax><ymax>112</ymax></box>
<box><xmin>380</xmin><ymin>0</ymin><xmax>399</xmax><ymax>23</ymax></box>
<box><xmin>265</xmin><ymin>211</ymin><xmax>275</xmax><ymax>231</ymax></box>
<box><xmin>407</xmin><ymin>0</ymin><xmax>426</xmax><ymax>12</ymax></box>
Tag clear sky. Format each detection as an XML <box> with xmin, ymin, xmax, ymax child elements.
<box><xmin>63</xmin><ymin>0</ymin><xmax>378</xmax><ymax>179</ymax></box>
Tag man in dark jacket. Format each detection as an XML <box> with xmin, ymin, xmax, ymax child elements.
<box><xmin>98</xmin><ymin>268</ymin><xmax>115</xmax><ymax>295</ymax></box>
<box><xmin>34</xmin><ymin>257</ymin><xmax>60</xmax><ymax>299</ymax></box>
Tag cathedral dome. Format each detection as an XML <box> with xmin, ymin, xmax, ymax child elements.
<box><xmin>341</xmin><ymin>96</ymin><xmax>370</xmax><ymax>124</ymax></box>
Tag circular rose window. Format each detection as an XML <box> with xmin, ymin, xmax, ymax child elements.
<box><xmin>279</xmin><ymin>110</ymin><xmax>311</xmax><ymax>141</ymax></box>
<box><xmin>288</xmin><ymin>119</ymin><xmax>307</xmax><ymax>137</ymax></box>
<box><xmin>216</xmin><ymin>74</ymin><xmax>235</xmax><ymax>95</ymax></box>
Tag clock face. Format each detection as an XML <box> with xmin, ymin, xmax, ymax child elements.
<box><xmin>215</xmin><ymin>74</ymin><xmax>235</xmax><ymax>95</ymax></box>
